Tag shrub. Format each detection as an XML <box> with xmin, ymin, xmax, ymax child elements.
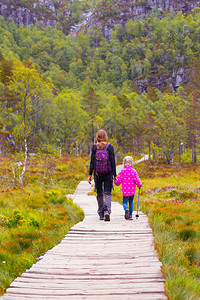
<box><xmin>185</xmin><ymin>220</ymin><xmax>193</xmax><ymax>226</ymax></box>
<box><xmin>184</xmin><ymin>246</ymin><xmax>197</xmax><ymax>264</ymax></box>
<box><xmin>75</xmin><ymin>173</ymin><xmax>85</xmax><ymax>181</ymax></box>
<box><xmin>44</xmin><ymin>190</ymin><xmax>66</xmax><ymax>204</ymax></box>
<box><xmin>169</xmin><ymin>189</ymin><xmax>178</xmax><ymax>197</ymax></box>
<box><xmin>178</xmin><ymin>191</ymin><xmax>196</xmax><ymax>200</ymax></box>
<box><xmin>6</xmin><ymin>209</ymin><xmax>24</xmax><ymax>228</ymax></box>
<box><xmin>179</xmin><ymin>229</ymin><xmax>196</xmax><ymax>241</ymax></box>
<box><xmin>165</xmin><ymin>218</ymin><xmax>173</xmax><ymax>225</ymax></box>
<box><xmin>18</xmin><ymin>238</ymin><xmax>32</xmax><ymax>250</ymax></box>
<box><xmin>0</xmin><ymin>199</ymin><xmax>6</xmax><ymax>207</ymax></box>
<box><xmin>49</xmin><ymin>194</ymin><xmax>66</xmax><ymax>204</ymax></box>
<box><xmin>13</xmin><ymin>230</ymin><xmax>41</xmax><ymax>240</ymax></box>
<box><xmin>28</xmin><ymin>217</ymin><xmax>41</xmax><ymax>228</ymax></box>
<box><xmin>181</xmin><ymin>150</ymin><xmax>193</xmax><ymax>163</ymax></box>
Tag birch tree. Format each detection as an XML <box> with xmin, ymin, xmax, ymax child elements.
<box><xmin>7</xmin><ymin>61</ymin><xmax>52</xmax><ymax>183</ymax></box>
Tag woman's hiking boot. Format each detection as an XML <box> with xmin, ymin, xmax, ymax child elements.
<box><xmin>104</xmin><ymin>211</ymin><xmax>110</xmax><ymax>221</ymax></box>
<box><xmin>125</xmin><ymin>209</ymin><xmax>129</xmax><ymax>220</ymax></box>
<box><xmin>99</xmin><ymin>213</ymin><xmax>104</xmax><ymax>220</ymax></box>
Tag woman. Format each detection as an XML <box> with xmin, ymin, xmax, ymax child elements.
<box><xmin>88</xmin><ymin>129</ymin><xmax>117</xmax><ymax>221</ymax></box>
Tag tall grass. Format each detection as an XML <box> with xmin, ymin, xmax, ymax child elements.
<box><xmin>113</xmin><ymin>162</ymin><xmax>200</xmax><ymax>300</ymax></box>
<box><xmin>0</xmin><ymin>154</ymin><xmax>89</xmax><ymax>295</ymax></box>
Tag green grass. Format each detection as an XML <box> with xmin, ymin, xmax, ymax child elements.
<box><xmin>0</xmin><ymin>153</ymin><xmax>89</xmax><ymax>295</ymax></box>
<box><xmin>1</xmin><ymin>153</ymin><xmax>200</xmax><ymax>299</ymax></box>
<box><xmin>113</xmin><ymin>162</ymin><xmax>200</xmax><ymax>300</ymax></box>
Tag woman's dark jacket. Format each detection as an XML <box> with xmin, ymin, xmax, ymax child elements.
<box><xmin>89</xmin><ymin>144</ymin><xmax>117</xmax><ymax>178</ymax></box>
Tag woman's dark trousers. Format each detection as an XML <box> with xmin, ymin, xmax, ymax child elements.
<box><xmin>96</xmin><ymin>172</ymin><xmax>112</xmax><ymax>217</ymax></box>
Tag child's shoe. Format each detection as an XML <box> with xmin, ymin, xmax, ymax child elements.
<box><xmin>129</xmin><ymin>216</ymin><xmax>133</xmax><ymax>220</ymax></box>
<box><xmin>125</xmin><ymin>209</ymin><xmax>129</xmax><ymax>219</ymax></box>
<box><xmin>104</xmin><ymin>211</ymin><xmax>110</xmax><ymax>221</ymax></box>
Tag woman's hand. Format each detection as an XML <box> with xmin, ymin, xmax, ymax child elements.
<box><xmin>88</xmin><ymin>176</ymin><xmax>92</xmax><ymax>184</ymax></box>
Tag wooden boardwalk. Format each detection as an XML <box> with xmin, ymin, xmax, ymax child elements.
<box><xmin>1</xmin><ymin>181</ymin><xmax>167</xmax><ymax>299</ymax></box>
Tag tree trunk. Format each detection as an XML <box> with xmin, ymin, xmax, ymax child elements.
<box><xmin>193</xmin><ymin>143</ymin><xmax>197</xmax><ymax>163</ymax></box>
<box><xmin>148</xmin><ymin>141</ymin><xmax>151</xmax><ymax>161</ymax></box>
<box><xmin>179</xmin><ymin>142</ymin><xmax>181</xmax><ymax>163</ymax></box>
<box><xmin>153</xmin><ymin>149</ymin><xmax>156</xmax><ymax>165</ymax></box>
<box><xmin>166</xmin><ymin>154</ymin><xmax>171</xmax><ymax>164</ymax></box>
<box><xmin>192</xmin><ymin>134</ymin><xmax>197</xmax><ymax>163</ymax></box>
<box><xmin>19</xmin><ymin>136</ymin><xmax>28</xmax><ymax>184</ymax></box>
<box><xmin>137</xmin><ymin>136</ymin><xmax>140</xmax><ymax>155</ymax></box>
<box><xmin>76</xmin><ymin>140</ymin><xmax>79</xmax><ymax>156</ymax></box>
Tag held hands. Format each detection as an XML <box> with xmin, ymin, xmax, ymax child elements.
<box><xmin>88</xmin><ymin>175</ymin><xmax>117</xmax><ymax>185</ymax></box>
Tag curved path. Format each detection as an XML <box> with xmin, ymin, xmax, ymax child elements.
<box><xmin>1</xmin><ymin>178</ymin><xmax>167</xmax><ymax>299</ymax></box>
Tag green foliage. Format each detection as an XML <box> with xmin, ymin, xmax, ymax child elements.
<box><xmin>184</xmin><ymin>246</ymin><xmax>198</xmax><ymax>264</ymax></box>
<box><xmin>1</xmin><ymin>7</ymin><xmax>200</xmax><ymax>159</ymax></box>
<box><xmin>179</xmin><ymin>229</ymin><xmax>196</xmax><ymax>241</ymax></box>
<box><xmin>2</xmin><ymin>209</ymin><xmax>24</xmax><ymax>228</ymax></box>
<box><xmin>46</xmin><ymin>191</ymin><xmax>66</xmax><ymax>204</ymax></box>
<box><xmin>28</xmin><ymin>217</ymin><xmax>41</xmax><ymax>228</ymax></box>
<box><xmin>152</xmin><ymin>93</ymin><xmax>186</xmax><ymax>164</ymax></box>
<box><xmin>1</xmin><ymin>8</ymin><xmax>200</xmax><ymax>90</ymax></box>
<box><xmin>0</xmin><ymin>154</ymin><xmax>86</xmax><ymax>295</ymax></box>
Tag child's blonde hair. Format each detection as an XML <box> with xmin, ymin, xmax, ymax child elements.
<box><xmin>123</xmin><ymin>156</ymin><xmax>133</xmax><ymax>166</ymax></box>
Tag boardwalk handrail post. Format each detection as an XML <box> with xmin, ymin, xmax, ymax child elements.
<box><xmin>135</xmin><ymin>187</ymin><xmax>141</xmax><ymax>219</ymax></box>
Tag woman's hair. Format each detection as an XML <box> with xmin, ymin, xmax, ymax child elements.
<box><xmin>123</xmin><ymin>156</ymin><xmax>133</xmax><ymax>166</ymax></box>
<box><xmin>96</xmin><ymin>129</ymin><xmax>108</xmax><ymax>143</ymax></box>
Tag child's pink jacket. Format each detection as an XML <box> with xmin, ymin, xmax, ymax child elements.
<box><xmin>114</xmin><ymin>165</ymin><xmax>142</xmax><ymax>196</ymax></box>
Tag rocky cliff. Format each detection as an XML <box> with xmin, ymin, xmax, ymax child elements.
<box><xmin>1</xmin><ymin>0</ymin><xmax>199</xmax><ymax>92</ymax></box>
<box><xmin>87</xmin><ymin>0</ymin><xmax>200</xmax><ymax>40</ymax></box>
<box><xmin>83</xmin><ymin>0</ymin><xmax>199</xmax><ymax>92</ymax></box>
<box><xmin>0</xmin><ymin>0</ymin><xmax>72</xmax><ymax>33</ymax></box>
<box><xmin>0</xmin><ymin>1</ymin><xmax>200</xmax><ymax>36</ymax></box>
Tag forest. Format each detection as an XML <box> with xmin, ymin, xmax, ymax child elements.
<box><xmin>0</xmin><ymin>2</ymin><xmax>200</xmax><ymax>298</ymax></box>
<box><xmin>0</xmin><ymin>6</ymin><xmax>200</xmax><ymax>171</ymax></box>
<box><xmin>0</xmin><ymin>6</ymin><xmax>200</xmax><ymax>169</ymax></box>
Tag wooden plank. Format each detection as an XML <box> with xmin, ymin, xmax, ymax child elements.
<box><xmin>13</xmin><ymin>277</ymin><xmax>165</xmax><ymax>284</ymax></box>
<box><xmin>5</xmin><ymin>287</ymin><xmax>166</xmax><ymax>296</ymax></box>
<box><xmin>30</xmin><ymin>259</ymin><xmax>161</xmax><ymax>267</ymax></box>
<box><xmin>20</xmin><ymin>272</ymin><xmax>164</xmax><ymax>280</ymax></box>
<box><xmin>1</xmin><ymin>181</ymin><xmax>167</xmax><ymax>299</ymax></box>
<box><xmin>1</xmin><ymin>292</ymin><xmax>165</xmax><ymax>300</ymax></box>
<box><xmin>10</xmin><ymin>281</ymin><xmax>166</xmax><ymax>290</ymax></box>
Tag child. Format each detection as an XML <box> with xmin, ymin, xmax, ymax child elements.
<box><xmin>88</xmin><ymin>129</ymin><xmax>117</xmax><ymax>221</ymax></box>
<box><xmin>114</xmin><ymin>156</ymin><xmax>142</xmax><ymax>220</ymax></box>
